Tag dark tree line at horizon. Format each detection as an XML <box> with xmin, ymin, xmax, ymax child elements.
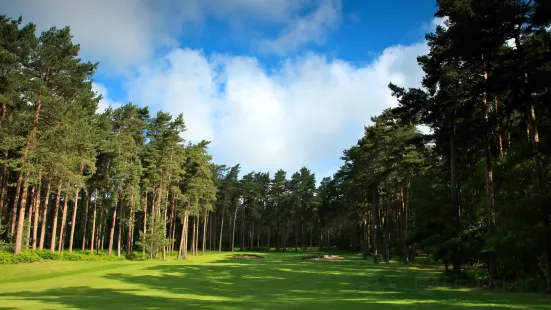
<box><xmin>1</xmin><ymin>0</ymin><xmax>551</xmax><ymax>293</ymax></box>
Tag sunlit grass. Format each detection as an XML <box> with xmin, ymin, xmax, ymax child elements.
<box><xmin>0</xmin><ymin>251</ymin><xmax>549</xmax><ymax>309</ymax></box>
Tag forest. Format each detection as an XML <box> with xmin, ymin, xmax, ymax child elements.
<box><xmin>1</xmin><ymin>0</ymin><xmax>551</xmax><ymax>296</ymax></box>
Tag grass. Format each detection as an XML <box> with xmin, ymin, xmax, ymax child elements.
<box><xmin>0</xmin><ymin>252</ymin><xmax>549</xmax><ymax>309</ymax></box>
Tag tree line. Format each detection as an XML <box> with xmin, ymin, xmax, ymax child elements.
<box><xmin>1</xmin><ymin>0</ymin><xmax>551</xmax><ymax>293</ymax></box>
<box><xmin>317</xmin><ymin>0</ymin><xmax>551</xmax><ymax>293</ymax></box>
<box><xmin>0</xmin><ymin>15</ymin><xmax>321</xmax><ymax>261</ymax></box>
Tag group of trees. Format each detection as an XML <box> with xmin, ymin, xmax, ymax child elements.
<box><xmin>315</xmin><ymin>0</ymin><xmax>551</xmax><ymax>293</ymax></box>
<box><xmin>1</xmin><ymin>0</ymin><xmax>551</xmax><ymax>293</ymax></box>
<box><xmin>0</xmin><ymin>16</ymin><xmax>321</xmax><ymax>261</ymax></box>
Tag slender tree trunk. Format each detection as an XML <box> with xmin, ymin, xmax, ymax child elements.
<box><xmin>82</xmin><ymin>192</ymin><xmax>90</xmax><ymax>251</ymax></box>
<box><xmin>195</xmin><ymin>216</ymin><xmax>199</xmax><ymax>256</ymax></box>
<box><xmin>117</xmin><ymin>214</ymin><xmax>122</xmax><ymax>257</ymax></box>
<box><xmin>50</xmin><ymin>178</ymin><xmax>62</xmax><ymax>252</ymax></box>
<box><xmin>9</xmin><ymin>171</ymin><xmax>22</xmax><ymax>235</ymax></box>
<box><xmin>363</xmin><ymin>208</ymin><xmax>370</xmax><ymax>260</ymax></box>
<box><xmin>127</xmin><ymin>204</ymin><xmax>133</xmax><ymax>255</ymax></box>
<box><xmin>178</xmin><ymin>211</ymin><xmax>188</xmax><ymax>259</ymax></box>
<box><xmin>219</xmin><ymin>206</ymin><xmax>225</xmax><ymax>251</ymax></box>
<box><xmin>90</xmin><ymin>190</ymin><xmax>97</xmax><ymax>254</ymax></box>
<box><xmin>372</xmin><ymin>188</ymin><xmax>379</xmax><ymax>264</ymax></box>
<box><xmin>190</xmin><ymin>216</ymin><xmax>196</xmax><ymax>256</ymax></box>
<box><xmin>250</xmin><ymin>221</ymin><xmax>254</xmax><ymax>250</ymax></box>
<box><xmin>69</xmin><ymin>183</ymin><xmax>82</xmax><ymax>252</ymax></box>
<box><xmin>0</xmin><ymin>154</ymin><xmax>8</xmax><ymax>229</ymax></box>
<box><xmin>202</xmin><ymin>211</ymin><xmax>208</xmax><ymax>255</ymax></box>
<box><xmin>142</xmin><ymin>191</ymin><xmax>147</xmax><ymax>255</ymax></box>
<box><xmin>39</xmin><ymin>182</ymin><xmax>51</xmax><ymax>250</ymax></box>
<box><xmin>13</xmin><ymin>171</ymin><xmax>30</xmax><ymax>254</ymax></box>
<box><xmin>26</xmin><ymin>185</ymin><xmax>36</xmax><ymax>249</ymax></box>
<box><xmin>184</xmin><ymin>211</ymin><xmax>189</xmax><ymax>259</ymax></box>
<box><xmin>32</xmin><ymin>183</ymin><xmax>41</xmax><ymax>250</ymax></box>
<box><xmin>384</xmin><ymin>196</ymin><xmax>391</xmax><ymax>264</ymax></box>
<box><xmin>241</xmin><ymin>208</ymin><xmax>245</xmax><ymax>251</ymax></box>
<box><xmin>168</xmin><ymin>199</ymin><xmax>175</xmax><ymax>252</ymax></box>
<box><xmin>108</xmin><ymin>201</ymin><xmax>117</xmax><ymax>256</ymax></box>
<box><xmin>13</xmin><ymin>91</ymin><xmax>43</xmax><ymax>245</ymax></box>
<box><xmin>450</xmin><ymin>112</ymin><xmax>462</xmax><ymax>272</ymax></box>
<box><xmin>232</xmin><ymin>205</ymin><xmax>239</xmax><ymax>252</ymax></box>
<box><xmin>400</xmin><ymin>183</ymin><xmax>409</xmax><ymax>264</ymax></box>
<box><xmin>482</xmin><ymin>54</ymin><xmax>497</xmax><ymax>280</ymax></box>
<box><xmin>58</xmin><ymin>190</ymin><xmax>69</xmax><ymax>253</ymax></box>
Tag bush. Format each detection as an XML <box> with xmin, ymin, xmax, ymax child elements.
<box><xmin>125</xmin><ymin>251</ymin><xmax>148</xmax><ymax>261</ymax></box>
<box><xmin>0</xmin><ymin>249</ymin><xmax>126</xmax><ymax>264</ymax></box>
<box><xmin>0</xmin><ymin>250</ymin><xmax>41</xmax><ymax>264</ymax></box>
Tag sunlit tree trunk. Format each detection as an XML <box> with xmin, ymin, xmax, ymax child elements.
<box><xmin>108</xmin><ymin>200</ymin><xmax>118</xmax><ymax>256</ymax></box>
<box><xmin>32</xmin><ymin>183</ymin><xmax>41</xmax><ymax>250</ymax></box>
<box><xmin>82</xmin><ymin>191</ymin><xmax>90</xmax><ymax>251</ymax></box>
<box><xmin>58</xmin><ymin>190</ymin><xmax>69</xmax><ymax>252</ymax></box>
<box><xmin>90</xmin><ymin>190</ymin><xmax>97</xmax><ymax>254</ymax></box>
<box><xmin>50</xmin><ymin>178</ymin><xmax>63</xmax><ymax>252</ymax></box>
<box><xmin>39</xmin><ymin>182</ymin><xmax>51</xmax><ymax>250</ymax></box>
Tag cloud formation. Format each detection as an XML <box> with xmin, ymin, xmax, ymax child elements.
<box><xmin>126</xmin><ymin>43</ymin><xmax>428</xmax><ymax>175</ymax></box>
<box><xmin>4</xmin><ymin>0</ymin><xmax>343</xmax><ymax>72</ymax></box>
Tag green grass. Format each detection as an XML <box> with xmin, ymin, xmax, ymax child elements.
<box><xmin>0</xmin><ymin>252</ymin><xmax>549</xmax><ymax>309</ymax></box>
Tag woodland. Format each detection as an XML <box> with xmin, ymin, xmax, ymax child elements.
<box><xmin>1</xmin><ymin>0</ymin><xmax>551</xmax><ymax>298</ymax></box>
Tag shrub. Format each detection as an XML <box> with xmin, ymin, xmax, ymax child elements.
<box><xmin>0</xmin><ymin>249</ymin><xmax>126</xmax><ymax>264</ymax></box>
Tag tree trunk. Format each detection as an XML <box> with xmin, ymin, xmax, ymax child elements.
<box><xmin>12</xmin><ymin>92</ymin><xmax>43</xmax><ymax>239</ymax></box>
<box><xmin>232</xmin><ymin>205</ymin><xmax>239</xmax><ymax>252</ymax></box>
<box><xmin>127</xmin><ymin>204</ymin><xmax>133</xmax><ymax>255</ymax></box>
<box><xmin>363</xmin><ymin>210</ymin><xmax>369</xmax><ymax>259</ymax></box>
<box><xmin>108</xmin><ymin>201</ymin><xmax>117</xmax><ymax>256</ymax></box>
<box><xmin>50</xmin><ymin>178</ymin><xmax>63</xmax><ymax>252</ymax></box>
<box><xmin>32</xmin><ymin>183</ymin><xmax>41</xmax><ymax>250</ymax></box>
<box><xmin>195</xmin><ymin>216</ymin><xmax>199</xmax><ymax>256</ymax></box>
<box><xmin>82</xmin><ymin>192</ymin><xmax>90</xmax><ymax>251</ymax></box>
<box><xmin>68</xmin><ymin>185</ymin><xmax>81</xmax><ymax>252</ymax></box>
<box><xmin>168</xmin><ymin>199</ymin><xmax>175</xmax><ymax>252</ymax></box>
<box><xmin>219</xmin><ymin>206</ymin><xmax>225</xmax><ymax>252</ymax></box>
<box><xmin>90</xmin><ymin>190</ymin><xmax>97</xmax><ymax>254</ymax></box>
<box><xmin>117</xmin><ymin>214</ymin><xmax>122</xmax><ymax>257</ymax></box>
<box><xmin>39</xmin><ymin>182</ymin><xmax>51</xmax><ymax>250</ymax></box>
<box><xmin>58</xmin><ymin>189</ymin><xmax>69</xmax><ymax>253</ymax></box>
<box><xmin>190</xmin><ymin>216</ymin><xmax>196</xmax><ymax>256</ymax></box>
<box><xmin>13</xmin><ymin>171</ymin><xmax>30</xmax><ymax>254</ymax></box>
<box><xmin>240</xmin><ymin>208</ymin><xmax>245</xmax><ymax>251</ymax></box>
<box><xmin>9</xmin><ymin>169</ymin><xmax>22</xmax><ymax>236</ymax></box>
<box><xmin>449</xmin><ymin>112</ymin><xmax>462</xmax><ymax>272</ymax></box>
<box><xmin>26</xmin><ymin>185</ymin><xmax>36</xmax><ymax>249</ymax></box>
<box><xmin>178</xmin><ymin>211</ymin><xmax>188</xmax><ymax>259</ymax></box>
<box><xmin>384</xmin><ymin>198</ymin><xmax>391</xmax><ymax>264</ymax></box>
<box><xmin>184</xmin><ymin>211</ymin><xmax>189</xmax><ymax>258</ymax></box>
<box><xmin>142</xmin><ymin>191</ymin><xmax>147</xmax><ymax>255</ymax></box>
<box><xmin>202</xmin><ymin>211</ymin><xmax>208</xmax><ymax>255</ymax></box>
<box><xmin>372</xmin><ymin>188</ymin><xmax>379</xmax><ymax>264</ymax></box>
<box><xmin>400</xmin><ymin>183</ymin><xmax>409</xmax><ymax>264</ymax></box>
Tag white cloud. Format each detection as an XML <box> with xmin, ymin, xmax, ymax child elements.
<box><xmin>259</xmin><ymin>0</ymin><xmax>342</xmax><ymax>55</ymax></box>
<box><xmin>3</xmin><ymin>0</ymin><xmax>164</xmax><ymax>73</ymax></box>
<box><xmin>93</xmin><ymin>83</ymin><xmax>124</xmax><ymax>113</ymax></box>
<box><xmin>4</xmin><ymin>0</ymin><xmax>342</xmax><ymax>72</ymax></box>
<box><xmin>126</xmin><ymin>43</ymin><xmax>428</xmax><ymax>175</ymax></box>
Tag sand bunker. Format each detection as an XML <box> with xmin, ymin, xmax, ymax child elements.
<box><xmin>305</xmin><ymin>255</ymin><xmax>344</xmax><ymax>261</ymax></box>
<box><xmin>232</xmin><ymin>254</ymin><xmax>264</xmax><ymax>259</ymax></box>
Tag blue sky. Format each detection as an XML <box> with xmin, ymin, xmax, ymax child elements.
<box><xmin>4</xmin><ymin>0</ymin><xmax>439</xmax><ymax>181</ymax></box>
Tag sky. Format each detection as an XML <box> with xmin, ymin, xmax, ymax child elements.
<box><xmin>3</xmin><ymin>0</ymin><xmax>441</xmax><ymax>181</ymax></box>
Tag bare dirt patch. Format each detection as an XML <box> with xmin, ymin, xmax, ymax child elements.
<box><xmin>232</xmin><ymin>254</ymin><xmax>264</xmax><ymax>259</ymax></box>
<box><xmin>305</xmin><ymin>255</ymin><xmax>345</xmax><ymax>261</ymax></box>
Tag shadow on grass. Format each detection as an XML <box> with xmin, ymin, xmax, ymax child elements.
<box><xmin>2</xmin><ymin>254</ymin><xmax>550</xmax><ymax>309</ymax></box>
